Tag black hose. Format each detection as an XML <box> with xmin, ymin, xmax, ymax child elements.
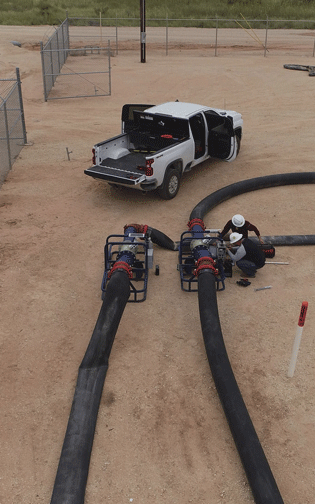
<box><xmin>190</xmin><ymin>172</ymin><xmax>315</xmax><ymax>220</ymax></box>
<box><xmin>253</xmin><ymin>235</ymin><xmax>315</xmax><ymax>246</ymax></box>
<box><xmin>50</xmin><ymin>270</ymin><xmax>130</xmax><ymax>504</ymax></box>
<box><xmin>192</xmin><ymin>172</ymin><xmax>315</xmax><ymax>503</ymax></box>
<box><xmin>149</xmin><ymin>226</ymin><xmax>177</xmax><ymax>250</ymax></box>
<box><xmin>198</xmin><ymin>271</ymin><xmax>284</xmax><ymax>504</ymax></box>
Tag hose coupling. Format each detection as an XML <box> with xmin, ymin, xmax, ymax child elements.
<box><xmin>108</xmin><ymin>261</ymin><xmax>133</xmax><ymax>280</ymax></box>
<box><xmin>193</xmin><ymin>257</ymin><xmax>218</xmax><ymax>277</ymax></box>
<box><xmin>187</xmin><ymin>218</ymin><xmax>206</xmax><ymax>232</ymax></box>
<box><xmin>124</xmin><ymin>223</ymin><xmax>149</xmax><ymax>235</ymax></box>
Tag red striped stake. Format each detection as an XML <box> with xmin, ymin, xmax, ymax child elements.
<box><xmin>287</xmin><ymin>301</ymin><xmax>308</xmax><ymax>377</ymax></box>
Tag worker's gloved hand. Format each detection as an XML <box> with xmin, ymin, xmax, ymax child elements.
<box><xmin>218</xmin><ymin>233</ymin><xmax>223</xmax><ymax>240</ymax></box>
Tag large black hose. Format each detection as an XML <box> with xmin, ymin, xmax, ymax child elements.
<box><xmin>252</xmin><ymin>235</ymin><xmax>315</xmax><ymax>246</ymax></box>
<box><xmin>193</xmin><ymin>172</ymin><xmax>315</xmax><ymax>504</ymax></box>
<box><xmin>190</xmin><ymin>172</ymin><xmax>315</xmax><ymax>220</ymax></box>
<box><xmin>50</xmin><ymin>270</ymin><xmax>130</xmax><ymax>504</ymax></box>
<box><xmin>149</xmin><ymin>226</ymin><xmax>177</xmax><ymax>250</ymax></box>
<box><xmin>198</xmin><ymin>271</ymin><xmax>284</xmax><ymax>504</ymax></box>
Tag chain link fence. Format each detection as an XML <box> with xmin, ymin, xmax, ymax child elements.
<box><xmin>72</xmin><ymin>15</ymin><xmax>315</xmax><ymax>57</ymax></box>
<box><xmin>40</xmin><ymin>19</ymin><xmax>70</xmax><ymax>101</ymax></box>
<box><xmin>40</xmin><ymin>17</ymin><xmax>112</xmax><ymax>101</ymax></box>
<box><xmin>40</xmin><ymin>16</ymin><xmax>315</xmax><ymax>101</ymax></box>
<box><xmin>0</xmin><ymin>68</ymin><xmax>27</xmax><ymax>188</ymax></box>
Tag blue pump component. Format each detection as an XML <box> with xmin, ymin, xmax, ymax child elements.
<box><xmin>101</xmin><ymin>227</ymin><xmax>153</xmax><ymax>302</ymax></box>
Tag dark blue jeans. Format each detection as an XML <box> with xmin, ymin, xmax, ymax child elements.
<box><xmin>236</xmin><ymin>259</ymin><xmax>257</xmax><ymax>277</ymax></box>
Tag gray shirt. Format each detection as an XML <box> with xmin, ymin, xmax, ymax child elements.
<box><xmin>227</xmin><ymin>244</ymin><xmax>246</xmax><ymax>262</ymax></box>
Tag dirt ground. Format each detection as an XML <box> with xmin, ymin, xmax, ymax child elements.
<box><xmin>1</xmin><ymin>26</ymin><xmax>315</xmax><ymax>504</ymax></box>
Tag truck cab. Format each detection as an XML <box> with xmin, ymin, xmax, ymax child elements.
<box><xmin>126</xmin><ymin>102</ymin><xmax>242</xmax><ymax>164</ymax></box>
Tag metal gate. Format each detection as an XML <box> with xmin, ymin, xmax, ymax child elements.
<box><xmin>40</xmin><ymin>18</ymin><xmax>111</xmax><ymax>101</ymax></box>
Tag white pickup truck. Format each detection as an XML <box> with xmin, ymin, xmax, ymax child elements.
<box><xmin>84</xmin><ymin>101</ymin><xmax>243</xmax><ymax>199</ymax></box>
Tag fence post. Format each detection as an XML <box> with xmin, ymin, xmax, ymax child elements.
<box><xmin>140</xmin><ymin>0</ymin><xmax>146</xmax><ymax>63</ymax></box>
<box><xmin>100</xmin><ymin>11</ymin><xmax>102</xmax><ymax>47</ymax></box>
<box><xmin>108</xmin><ymin>39</ymin><xmax>112</xmax><ymax>96</ymax></box>
<box><xmin>40</xmin><ymin>41</ymin><xmax>48</xmax><ymax>102</ymax></box>
<box><xmin>166</xmin><ymin>14</ymin><xmax>168</xmax><ymax>56</ymax></box>
<box><xmin>264</xmin><ymin>16</ymin><xmax>269</xmax><ymax>57</ymax></box>
<box><xmin>56</xmin><ymin>28</ymin><xmax>61</xmax><ymax>73</ymax></box>
<box><xmin>115</xmin><ymin>16</ymin><xmax>118</xmax><ymax>55</ymax></box>
<box><xmin>15</xmin><ymin>68</ymin><xmax>27</xmax><ymax>145</ymax></box>
<box><xmin>49</xmin><ymin>40</ymin><xmax>54</xmax><ymax>87</ymax></box>
<box><xmin>215</xmin><ymin>16</ymin><xmax>218</xmax><ymax>56</ymax></box>
<box><xmin>3</xmin><ymin>101</ymin><xmax>12</xmax><ymax>171</ymax></box>
<box><xmin>66</xmin><ymin>17</ymin><xmax>70</xmax><ymax>59</ymax></box>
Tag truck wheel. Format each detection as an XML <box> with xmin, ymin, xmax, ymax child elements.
<box><xmin>158</xmin><ymin>169</ymin><xmax>181</xmax><ymax>200</ymax></box>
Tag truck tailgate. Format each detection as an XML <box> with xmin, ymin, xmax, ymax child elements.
<box><xmin>84</xmin><ymin>153</ymin><xmax>146</xmax><ymax>186</ymax></box>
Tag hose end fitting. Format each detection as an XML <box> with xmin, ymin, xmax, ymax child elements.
<box><xmin>187</xmin><ymin>218</ymin><xmax>206</xmax><ymax>232</ymax></box>
<box><xmin>194</xmin><ymin>257</ymin><xmax>219</xmax><ymax>277</ymax></box>
<box><xmin>108</xmin><ymin>261</ymin><xmax>133</xmax><ymax>280</ymax></box>
<box><xmin>124</xmin><ymin>223</ymin><xmax>149</xmax><ymax>235</ymax></box>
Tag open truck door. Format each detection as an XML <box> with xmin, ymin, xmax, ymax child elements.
<box><xmin>121</xmin><ymin>104</ymin><xmax>155</xmax><ymax>134</ymax></box>
<box><xmin>205</xmin><ymin>111</ymin><xmax>237</xmax><ymax>161</ymax></box>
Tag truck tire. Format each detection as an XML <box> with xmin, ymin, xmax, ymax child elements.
<box><xmin>158</xmin><ymin>169</ymin><xmax>181</xmax><ymax>200</ymax></box>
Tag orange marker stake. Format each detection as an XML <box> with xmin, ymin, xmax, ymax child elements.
<box><xmin>287</xmin><ymin>301</ymin><xmax>308</xmax><ymax>378</ymax></box>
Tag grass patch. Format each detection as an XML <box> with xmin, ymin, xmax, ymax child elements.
<box><xmin>0</xmin><ymin>0</ymin><xmax>314</xmax><ymax>27</ymax></box>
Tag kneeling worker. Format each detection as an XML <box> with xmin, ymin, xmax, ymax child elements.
<box><xmin>227</xmin><ymin>232</ymin><xmax>265</xmax><ymax>278</ymax></box>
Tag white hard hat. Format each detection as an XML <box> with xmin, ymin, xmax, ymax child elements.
<box><xmin>230</xmin><ymin>232</ymin><xmax>243</xmax><ymax>244</ymax></box>
<box><xmin>232</xmin><ymin>214</ymin><xmax>245</xmax><ymax>227</ymax></box>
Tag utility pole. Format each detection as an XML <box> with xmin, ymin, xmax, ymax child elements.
<box><xmin>140</xmin><ymin>0</ymin><xmax>146</xmax><ymax>62</ymax></box>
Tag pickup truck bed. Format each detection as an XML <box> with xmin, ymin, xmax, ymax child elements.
<box><xmin>85</xmin><ymin>132</ymin><xmax>186</xmax><ymax>187</ymax></box>
<box><xmin>85</xmin><ymin>151</ymin><xmax>147</xmax><ymax>185</ymax></box>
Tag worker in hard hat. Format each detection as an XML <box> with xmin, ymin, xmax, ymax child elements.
<box><xmin>227</xmin><ymin>232</ymin><xmax>265</xmax><ymax>278</ymax></box>
<box><xmin>219</xmin><ymin>214</ymin><xmax>264</xmax><ymax>244</ymax></box>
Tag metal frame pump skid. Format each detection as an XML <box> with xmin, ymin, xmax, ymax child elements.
<box><xmin>101</xmin><ymin>222</ymin><xmax>176</xmax><ymax>302</ymax></box>
<box><xmin>178</xmin><ymin>217</ymin><xmax>228</xmax><ymax>292</ymax></box>
<box><xmin>101</xmin><ymin>223</ymin><xmax>153</xmax><ymax>302</ymax></box>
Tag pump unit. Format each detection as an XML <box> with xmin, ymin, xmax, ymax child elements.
<box><xmin>101</xmin><ymin>232</ymin><xmax>153</xmax><ymax>302</ymax></box>
<box><xmin>178</xmin><ymin>229</ymin><xmax>229</xmax><ymax>292</ymax></box>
